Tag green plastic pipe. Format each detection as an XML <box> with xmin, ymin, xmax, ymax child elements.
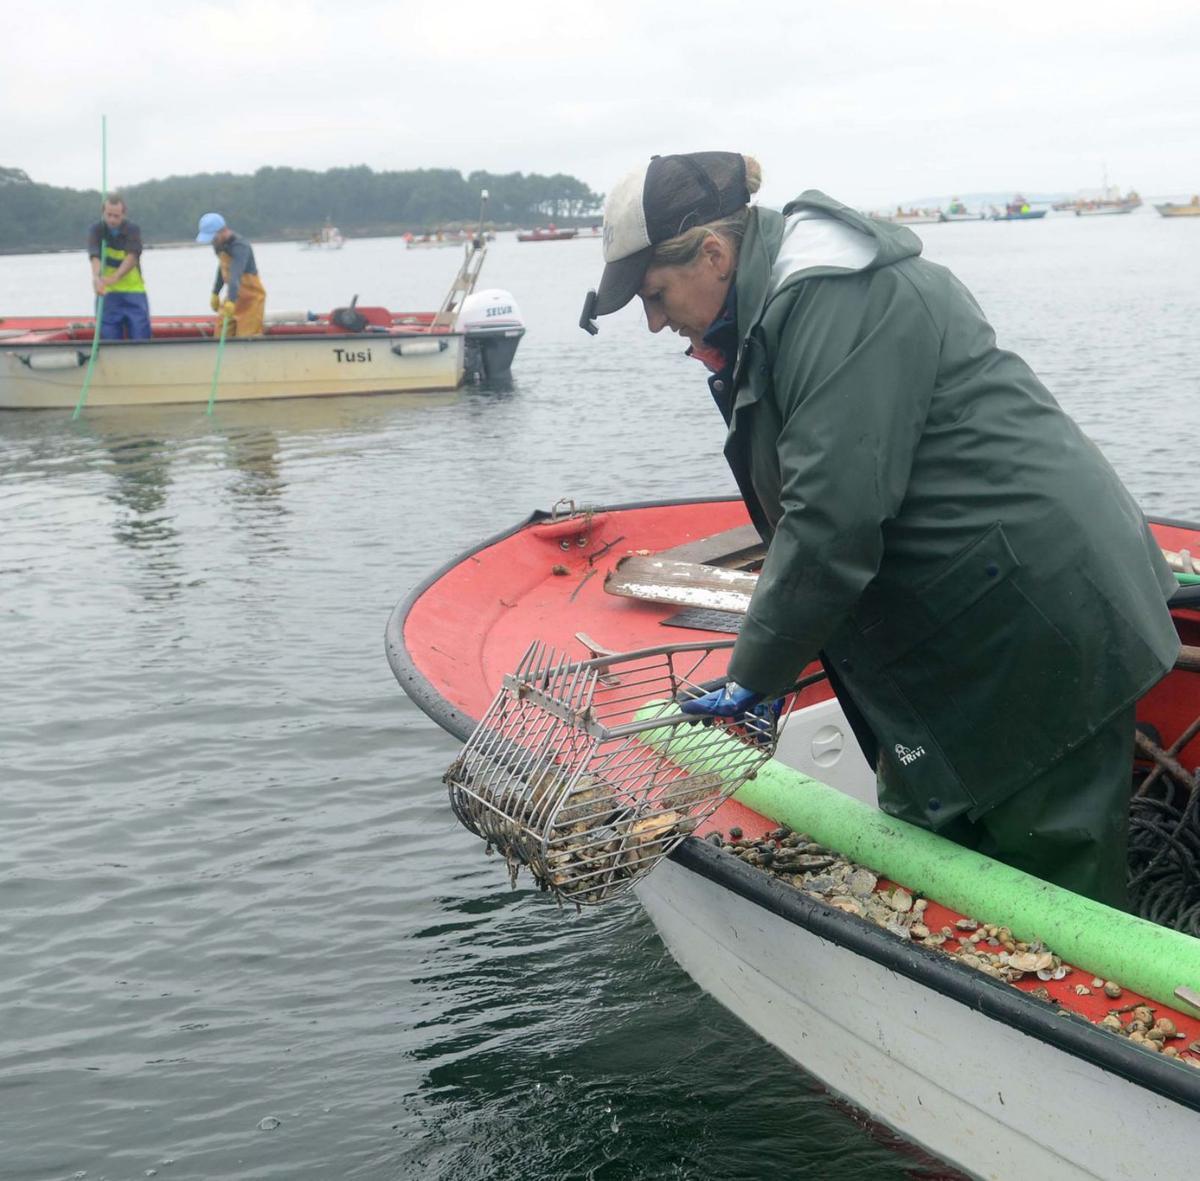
<box><xmin>635</xmin><ymin>705</ymin><xmax>1200</xmax><ymax>1015</ymax></box>
<box><xmin>205</xmin><ymin>311</ymin><xmax>231</xmax><ymax>415</ymax></box>
<box><xmin>73</xmin><ymin>114</ymin><xmax>107</xmax><ymax>421</ymax></box>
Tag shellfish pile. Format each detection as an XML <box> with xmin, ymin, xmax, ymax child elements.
<box><xmin>469</xmin><ymin>767</ymin><xmax>721</xmax><ymax>905</ymax></box>
<box><xmin>708</xmin><ymin>824</ymin><xmax>1200</xmax><ymax>1066</ymax></box>
<box><xmin>1095</xmin><ymin>1006</ymin><xmax>1199</xmax><ymax>1060</ymax></box>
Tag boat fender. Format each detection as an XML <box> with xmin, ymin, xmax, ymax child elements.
<box><xmin>20</xmin><ymin>350</ymin><xmax>87</xmax><ymax>370</ymax></box>
<box><xmin>391</xmin><ymin>339</ymin><xmax>448</xmax><ymax>357</ymax></box>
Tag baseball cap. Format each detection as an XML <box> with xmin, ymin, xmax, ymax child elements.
<box><xmin>580</xmin><ymin>152</ymin><xmax>750</xmax><ymax>334</ymax></box>
<box><xmin>196</xmin><ymin>212</ymin><xmax>226</xmax><ymax>244</ymax></box>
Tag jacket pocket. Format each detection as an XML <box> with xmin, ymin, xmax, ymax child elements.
<box><xmin>876</xmin><ymin>525</ymin><xmax>1084</xmax><ymax>812</ymax></box>
<box><xmin>858</xmin><ymin>523</ymin><xmax>1021</xmax><ymax>665</ymax></box>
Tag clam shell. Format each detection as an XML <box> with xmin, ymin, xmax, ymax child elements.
<box><xmin>1009</xmin><ymin>951</ymin><xmax>1054</xmax><ymax>973</ymax></box>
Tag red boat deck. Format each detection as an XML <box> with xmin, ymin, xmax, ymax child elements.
<box><xmin>392</xmin><ymin>497</ymin><xmax>1200</xmax><ymax>1044</ymax></box>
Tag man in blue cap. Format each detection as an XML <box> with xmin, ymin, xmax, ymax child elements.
<box><xmin>196</xmin><ymin>212</ymin><xmax>266</xmax><ymax>336</ymax></box>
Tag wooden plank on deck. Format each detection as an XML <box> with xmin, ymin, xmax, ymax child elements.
<box><xmin>656</xmin><ymin>523</ymin><xmax>765</xmax><ymax>568</ymax></box>
<box><xmin>605</xmin><ymin>555</ymin><xmax>756</xmax><ymax>613</ymax></box>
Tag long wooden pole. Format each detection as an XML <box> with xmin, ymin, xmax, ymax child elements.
<box><xmin>72</xmin><ymin>114</ymin><xmax>107</xmax><ymax>420</ymax></box>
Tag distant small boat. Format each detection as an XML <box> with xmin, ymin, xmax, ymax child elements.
<box><xmin>405</xmin><ymin>231</ymin><xmax>473</xmax><ymax>250</ymax></box>
<box><xmin>1156</xmin><ymin>198</ymin><xmax>1200</xmax><ymax>219</ymax></box>
<box><xmin>939</xmin><ymin>199</ymin><xmax>984</xmax><ymax>222</ymax></box>
<box><xmin>884</xmin><ymin>209</ymin><xmax>942</xmax><ymax>225</ymax></box>
<box><xmin>1074</xmin><ymin>197</ymin><xmax>1140</xmax><ymax>217</ymax></box>
<box><xmin>300</xmin><ymin>223</ymin><xmax>345</xmax><ymax>250</ymax></box>
<box><xmin>1055</xmin><ymin>186</ymin><xmax>1142</xmax><ymax>217</ymax></box>
<box><xmin>516</xmin><ymin>227</ymin><xmax>579</xmax><ymax>242</ymax></box>
<box><xmin>0</xmin><ymin>300</ymin><xmax>524</xmax><ymax>408</ymax></box>
<box><xmin>990</xmin><ymin>197</ymin><xmax>1047</xmax><ymax>222</ymax></box>
<box><xmin>883</xmin><ymin>200</ymin><xmax>985</xmax><ymax>224</ymax></box>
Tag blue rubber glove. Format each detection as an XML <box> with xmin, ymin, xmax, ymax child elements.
<box><xmin>680</xmin><ymin>681</ymin><xmax>764</xmax><ymax>719</ymax></box>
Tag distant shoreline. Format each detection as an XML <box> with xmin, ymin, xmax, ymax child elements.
<box><xmin>0</xmin><ymin>220</ymin><xmax>608</xmax><ymax>257</ymax></box>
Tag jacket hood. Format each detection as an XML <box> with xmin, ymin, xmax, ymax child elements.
<box><xmin>732</xmin><ymin>193</ymin><xmax>925</xmax><ymax>378</ymax></box>
<box><xmin>731</xmin><ymin>193</ymin><xmax>925</xmax><ymax>402</ymax></box>
<box><xmin>770</xmin><ymin>190</ymin><xmax>923</xmax><ymax>294</ymax></box>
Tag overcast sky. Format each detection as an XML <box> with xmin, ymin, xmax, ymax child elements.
<box><xmin>5</xmin><ymin>0</ymin><xmax>1199</xmax><ymax>209</ymax></box>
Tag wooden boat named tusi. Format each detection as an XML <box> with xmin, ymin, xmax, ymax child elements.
<box><xmin>0</xmin><ymin>235</ymin><xmax>524</xmax><ymax>409</ymax></box>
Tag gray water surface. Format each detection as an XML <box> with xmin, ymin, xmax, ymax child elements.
<box><xmin>2</xmin><ymin>214</ymin><xmax>1198</xmax><ymax>1180</ymax></box>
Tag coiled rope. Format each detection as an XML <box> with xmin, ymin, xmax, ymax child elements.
<box><xmin>1128</xmin><ymin>711</ymin><xmax>1200</xmax><ymax>935</ymax></box>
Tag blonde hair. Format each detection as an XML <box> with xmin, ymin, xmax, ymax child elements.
<box><xmin>649</xmin><ymin>155</ymin><xmax>762</xmax><ymax>268</ymax></box>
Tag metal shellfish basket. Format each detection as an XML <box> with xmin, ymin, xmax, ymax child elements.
<box><xmin>444</xmin><ymin>640</ymin><xmax>785</xmax><ymax>905</ymax></box>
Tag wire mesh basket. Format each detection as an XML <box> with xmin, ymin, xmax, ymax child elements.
<box><xmin>444</xmin><ymin>639</ymin><xmax>786</xmax><ymax>906</ymax></box>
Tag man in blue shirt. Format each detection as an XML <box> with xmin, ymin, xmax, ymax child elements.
<box><xmin>196</xmin><ymin>213</ymin><xmax>266</xmax><ymax>336</ymax></box>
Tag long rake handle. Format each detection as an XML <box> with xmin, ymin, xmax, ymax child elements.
<box><xmin>73</xmin><ymin>115</ymin><xmax>108</xmax><ymax>421</ymax></box>
<box><xmin>205</xmin><ymin>312</ymin><xmax>230</xmax><ymax>415</ymax></box>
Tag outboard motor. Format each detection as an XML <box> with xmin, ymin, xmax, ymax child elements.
<box><xmin>459</xmin><ymin>288</ymin><xmax>525</xmax><ymax>384</ymax></box>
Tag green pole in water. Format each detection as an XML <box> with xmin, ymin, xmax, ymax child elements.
<box><xmin>205</xmin><ymin>310</ymin><xmax>231</xmax><ymax>415</ymax></box>
<box><xmin>73</xmin><ymin>114</ymin><xmax>108</xmax><ymax>421</ymax></box>
<box><xmin>635</xmin><ymin>705</ymin><xmax>1200</xmax><ymax>1015</ymax></box>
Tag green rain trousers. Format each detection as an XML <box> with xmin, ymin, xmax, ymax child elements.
<box><xmin>881</xmin><ymin>705</ymin><xmax>1136</xmax><ymax>909</ymax></box>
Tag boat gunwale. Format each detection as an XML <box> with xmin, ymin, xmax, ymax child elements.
<box><xmin>384</xmin><ymin>495</ymin><xmax>1200</xmax><ymax>1114</ymax></box>
<box><xmin>2</xmin><ymin>327</ymin><xmax>465</xmax><ymax>350</ymax></box>
<box><xmin>666</xmin><ymin>835</ymin><xmax>1200</xmax><ymax>1114</ymax></box>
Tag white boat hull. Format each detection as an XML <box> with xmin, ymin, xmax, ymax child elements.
<box><xmin>636</xmin><ymin>692</ymin><xmax>1200</xmax><ymax>1179</ymax></box>
<box><xmin>0</xmin><ymin>333</ymin><xmax>464</xmax><ymax>409</ymax></box>
<box><xmin>637</xmin><ymin>853</ymin><xmax>1199</xmax><ymax>1181</ymax></box>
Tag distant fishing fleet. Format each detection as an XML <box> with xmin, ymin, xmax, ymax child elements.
<box><xmin>877</xmin><ymin>185</ymin><xmax>1200</xmax><ymax>224</ymax></box>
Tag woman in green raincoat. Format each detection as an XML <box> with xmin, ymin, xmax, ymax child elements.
<box><xmin>580</xmin><ymin>151</ymin><xmax>1179</xmax><ymax>909</ymax></box>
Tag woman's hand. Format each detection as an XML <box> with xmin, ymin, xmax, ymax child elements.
<box><xmin>680</xmin><ymin>681</ymin><xmax>764</xmax><ymax>719</ymax></box>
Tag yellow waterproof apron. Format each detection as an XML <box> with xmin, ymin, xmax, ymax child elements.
<box><xmin>217</xmin><ymin>252</ymin><xmax>266</xmax><ymax>337</ymax></box>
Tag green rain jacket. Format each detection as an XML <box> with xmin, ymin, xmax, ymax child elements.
<box><xmin>723</xmin><ymin>192</ymin><xmax>1179</xmax><ymax>827</ymax></box>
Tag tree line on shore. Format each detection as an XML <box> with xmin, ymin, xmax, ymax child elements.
<box><xmin>0</xmin><ymin>164</ymin><xmax>604</xmax><ymax>251</ymax></box>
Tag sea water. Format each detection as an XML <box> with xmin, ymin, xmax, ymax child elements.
<box><xmin>1</xmin><ymin>212</ymin><xmax>1197</xmax><ymax>1179</ymax></box>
